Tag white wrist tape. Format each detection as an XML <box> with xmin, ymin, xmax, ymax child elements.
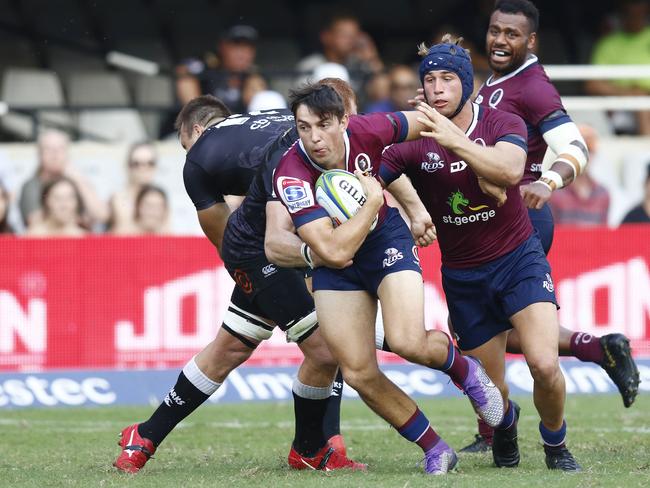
<box><xmin>534</xmin><ymin>179</ymin><xmax>553</xmax><ymax>192</ymax></box>
<box><xmin>542</xmin><ymin>170</ymin><xmax>564</xmax><ymax>189</ymax></box>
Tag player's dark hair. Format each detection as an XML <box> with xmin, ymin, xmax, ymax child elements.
<box><xmin>289</xmin><ymin>84</ymin><xmax>345</xmax><ymax>122</ymax></box>
<box><xmin>494</xmin><ymin>0</ymin><xmax>539</xmax><ymax>33</ymax></box>
<box><xmin>134</xmin><ymin>184</ymin><xmax>168</xmax><ymax>221</ymax></box>
<box><xmin>174</xmin><ymin>95</ymin><xmax>231</xmax><ymax>136</ymax></box>
<box><xmin>41</xmin><ymin>176</ymin><xmax>84</xmax><ymax>219</ymax></box>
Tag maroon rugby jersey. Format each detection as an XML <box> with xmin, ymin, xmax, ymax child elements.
<box><xmin>475</xmin><ymin>55</ymin><xmax>566</xmax><ymax>185</ymax></box>
<box><xmin>380</xmin><ymin>103</ymin><xmax>532</xmax><ymax>268</ymax></box>
<box><xmin>274</xmin><ymin>112</ymin><xmax>407</xmax><ymax>230</ymax></box>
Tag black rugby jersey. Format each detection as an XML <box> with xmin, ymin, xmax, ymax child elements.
<box><xmin>183</xmin><ymin>109</ymin><xmax>296</xmax><ymax>210</ymax></box>
<box><xmin>221</xmin><ymin>124</ymin><xmax>299</xmax><ymax>265</ymax></box>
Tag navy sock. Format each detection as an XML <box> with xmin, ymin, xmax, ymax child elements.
<box><xmin>496</xmin><ymin>400</ymin><xmax>516</xmax><ymax>430</ymax></box>
<box><xmin>397</xmin><ymin>408</ymin><xmax>440</xmax><ymax>453</ymax></box>
<box><xmin>539</xmin><ymin>420</ymin><xmax>567</xmax><ymax>448</ymax></box>
<box><xmin>440</xmin><ymin>338</ymin><xmax>469</xmax><ymax>383</ymax></box>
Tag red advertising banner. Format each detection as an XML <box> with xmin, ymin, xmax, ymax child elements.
<box><xmin>1</xmin><ymin>226</ymin><xmax>649</xmax><ymax>372</ymax></box>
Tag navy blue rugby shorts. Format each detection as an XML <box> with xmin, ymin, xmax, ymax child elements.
<box><xmin>527</xmin><ymin>203</ymin><xmax>554</xmax><ymax>255</ymax></box>
<box><xmin>442</xmin><ymin>233</ymin><xmax>558</xmax><ymax>351</ymax></box>
<box><xmin>312</xmin><ymin>208</ymin><xmax>422</xmax><ymax>296</ymax></box>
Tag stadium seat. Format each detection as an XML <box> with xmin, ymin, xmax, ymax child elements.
<box><xmin>77</xmin><ymin>109</ymin><xmax>148</xmax><ymax>143</ymax></box>
<box><xmin>66</xmin><ymin>72</ymin><xmax>131</xmax><ymax>107</ymax></box>
<box><xmin>65</xmin><ymin>71</ymin><xmax>147</xmax><ymax>142</ymax></box>
<box><xmin>0</xmin><ymin>68</ymin><xmax>71</xmax><ymax>139</ymax></box>
<box><xmin>134</xmin><ymin>75</ymin><xmax>174</xmax><ymax>139</ymax></box>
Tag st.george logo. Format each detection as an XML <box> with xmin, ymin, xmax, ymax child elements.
<box><xmin>447</xmin><ymin>190</ymin><xmax>488</xmax><ymax>216</ymax></box>
<box><xmin>443</xmin><ymin>190</ymin><xmax>496</xmax><ymax>226</ymax></box>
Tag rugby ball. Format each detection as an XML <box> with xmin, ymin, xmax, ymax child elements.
<box><xmin>315</xmin><ymin>169</ymin><xmax>378</xmax><ymax>230</ymax></box>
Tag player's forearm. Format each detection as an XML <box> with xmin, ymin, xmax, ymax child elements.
<box><xmin>265</xmin><ymin>230</ymin><xmax>308</xmax><ymax>268</ymax></box>
<box><xmin>541</xmin><ymin>122</ymin><xmax>589</xmax><ymax>190</ymax></box>
<box><xmin>386</xmin><ymin>175</ymin><xmax>429</xmax><ymax>222</ymax></box>
<box><xmin>451</xmin><ymin>138</ymin><xmax>524</xmax><ymax>186</ymax></box>
<box><xmin>303</xmin><ymin>200</ymin><xmax>380</xmax><ymax>268</ymax></box>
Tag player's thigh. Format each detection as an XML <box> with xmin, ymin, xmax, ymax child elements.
<box><xmin>510</xmin><ymin>301</ymin><xmax>560</xmax><ymax>364</ymax></box>
<box><xmin>314</xmin><ymin>289</ymin><xmax>378</xmax><ymax>372</ymax></box>
<box><xmin>251</xmin><ymin>267</ymin><xmax>318</xmax><ymax>343</ymax></box>
<box><xmin>222</xmin><ymin>284</ymin><xmax>275</xmax><ymax>345</ymax></box>
<box><xmin>377</xmin><ymin>270</ymin><xmax>426</xmax><ymax>344</ymax></box>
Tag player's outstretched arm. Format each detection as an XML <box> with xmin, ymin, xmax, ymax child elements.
<box><xmin>297</xmin><ymin>171</ymin><xmax>383</xmax><ymax>269</ymax></box>
<box><xmin>196</xmin><ymin>203</ymin><xmax>231</xmax><ymax>256</ymax></box>
<box><xmin>399</xmin><ymin>102</ymin><xmax>439</xmax><ymax>141</ymax></box>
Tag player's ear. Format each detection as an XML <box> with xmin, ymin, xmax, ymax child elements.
<box><xmin>527</xmin><ymin>31</ymin><xmax>537</xmax><ymax>51</ymax></box>
<box><xmin>339</xmin><ymin>113</ymin><xmax>350</xmax><ymax>132</ymax></box>
<box><xmin>192</xmin><ymin>123</ymin><xmax>204</xmax><ymax>138</ymax></box>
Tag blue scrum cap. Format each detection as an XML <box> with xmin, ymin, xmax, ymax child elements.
<box><xmin>419</xmin><ymin>42</ymin><xmax>474</xmax><ymax>116</ymax></box>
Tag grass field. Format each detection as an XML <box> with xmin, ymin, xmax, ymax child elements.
<box><xmin>2</xmin><ymin>394</ymin><xmax>649</xmax><ymax>487</ymax></box>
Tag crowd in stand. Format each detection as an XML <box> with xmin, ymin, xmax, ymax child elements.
<box><xmin>0</xmin><ymin>1</ymin><xmax>649</xmax><ymax>237</ymax></box>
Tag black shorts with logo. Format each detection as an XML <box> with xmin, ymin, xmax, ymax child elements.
<box><xmin>224</xmin><ymin>254</ymin><xmax>315</xmax><ymax>331</ymax></box>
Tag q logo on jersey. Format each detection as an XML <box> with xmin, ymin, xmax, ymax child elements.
<box><xmin>278</xmin><ymin>176</ymin><xmax>315</xmax><ymax>213</ymax></box>
<box><xmin>489</xmin><ymin>89</ymin><xmax>504</xmax><ymax>108</ymax></box>
<box><xmin>354</xmin><ymin>153</ymin><xmax>373</xmax><ymax>174</ymax></box>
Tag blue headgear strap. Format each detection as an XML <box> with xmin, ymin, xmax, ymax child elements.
<box><xmin>418</xmin><ymin>42</ymin><xmax>474</xmax><ymax>118</ymax></box>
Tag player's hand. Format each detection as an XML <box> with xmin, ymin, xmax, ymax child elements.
<box><xmin>478</xmin><ymin>177</ymin><xmax>507</xmax><ymax>207</ymax></box>
<box><xmin>409</xmin><ymin>211</ymin><xmax>437</xmax><ymax>247</ymax></box>
<box><xmin>520</xmin><ymin>181</ymin><xmax>552</xmax><ymax>209</ymax></box>
<box><xmin>407</xmin><ymin>88</ymin><xmax>425</xmax><ymax>108</ymax></box>
<box><xmin>355</xmin><ymin>170</ymin><xmax>383</xmax><ymax>207</ymax></box>
<box><xmin>416</xmin><ymin>102</ymin><xmax>466</xmax><ymax>148</ymax></box>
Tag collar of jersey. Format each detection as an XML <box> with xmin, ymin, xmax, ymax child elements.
<box><xmin>297</xmin><ymin>130</ymin><xmax>350</xmax><ymax>172</ymax></box>
<box><xmin>464</xmin><ymin>102</ymin><xmax>480</xmax><ymax>137</ymax></box>
<box><xmin>484</xmin><ymin>54</ymin><xmax>538</xmax><ymax>87</ymax></box>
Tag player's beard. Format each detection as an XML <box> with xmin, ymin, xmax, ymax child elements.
<box><xmin>488</xmin><ymin>49</ymin><xmax>528</xmax><ymax>76</ymax></box>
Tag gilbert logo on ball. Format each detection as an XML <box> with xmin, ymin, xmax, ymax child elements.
<box><xmin>315</xmin><ymin>169</ymin><xmax>378</xmax><ymax>230</ymax></box>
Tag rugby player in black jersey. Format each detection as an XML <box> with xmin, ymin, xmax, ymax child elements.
<box><xmin>114</xmin><ymin>83</ymin><xmax>367</xmax><ymax>473</ymax></box>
